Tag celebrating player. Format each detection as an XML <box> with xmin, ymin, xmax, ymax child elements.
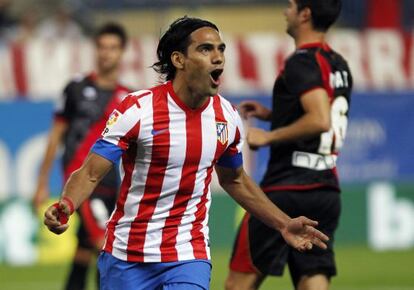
<box><xmin>43</xmin><ymin>16</ymin><xmax>329</xmax><ymax>290</ymax></box>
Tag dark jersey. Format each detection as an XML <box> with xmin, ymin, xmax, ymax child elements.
<box><xmin>261</xmin><ymin>43</ymin><xmax>353</xmax><ymax>192</ymax></box>
<box><xmin>54</xmin><ymin>73</ymin><xmax>131</xmax><ymax>187</ymax></box>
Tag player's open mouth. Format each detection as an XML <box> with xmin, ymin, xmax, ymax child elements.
<box><xmin>210</xmin><ymin>69</ymin><xmax>223</xmax><ymax>86</ymax></box>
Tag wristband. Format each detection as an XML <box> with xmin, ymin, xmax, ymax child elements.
<box><xmin>62</xmin><ymin>196</ymin><xmax>75</xmax><ymax>215</ymax></box>
<box><xmin>53</xmin><ymin>202</ymin><xmax>69</xmax><ymax>224</ymax></box>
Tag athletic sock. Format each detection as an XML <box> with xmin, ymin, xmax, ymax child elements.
<box><xmin>64</xmin><ymin>262</ymin><xmax>89</xmax><ymax>290</ymax></box>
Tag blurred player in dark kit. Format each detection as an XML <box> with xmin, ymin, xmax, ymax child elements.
<box><xmin>226</xmin><ymin>0</ymin><xmax>353</xmax><ymax>290</ymax></box>
<box><xmin>33</xmin><ymin>23</ymin><xmax>131</xmax><ymax>290</ymax></box>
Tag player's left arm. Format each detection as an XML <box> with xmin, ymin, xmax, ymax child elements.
<box><xmin>215</xmin><ymin>165</ymin><xmax>329</xmax><ymax>251</ymax></box>
<box><xmin>217</xmin><ymin>105</ymin><xmax>328</xmax><ymax>250</ymax></box>
<box><xmin>247</xmin><ymin>88</ymin><xmax>331</xmax><ymax>148</ymax></box>
<box><xmin>216</xmin><ymin>165</ymin><xmax>289</xmax><ymax>230</ymax></box>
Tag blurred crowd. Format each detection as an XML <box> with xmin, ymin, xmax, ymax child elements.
<box><xmin>0</xmin><ymin>0</ymin><xmax>93</xmax><ymax>44</ymax></box>
<box><xmin>341</xmin><ymin>0</ymin><xmax>414</xmax><ymax>30</ymax></box>
<box><xmin>1</xmin><ymin>0</ymin><xmax>414</xmax><ymax>46</ymax></box>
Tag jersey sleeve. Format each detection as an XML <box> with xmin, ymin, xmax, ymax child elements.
<box><xmin>91</xmin><ymin>94</ymin><xmax>142</xmax><ymax>163</ymax></box>
<box><xmin>54</xmin><ymin>83</ymin><xmax>75</xmax><ymax>122</ymax></box>
<box><xmin>216</xmin><ymin>109</ymin><xmax>245</xmax><ymax>169</ymax></box>
<box><xmin>284</xmin><ymin>52</ymin><xmax>323</xmax><ymax>96</ymax></box>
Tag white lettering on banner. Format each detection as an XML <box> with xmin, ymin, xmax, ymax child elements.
<box><xmin>368</xmin><ymin>182</ymin><xmax>414</xmax><ymax>250</ymax></box>
<box><xmin>75</xmin><ymin>40</ymin><xmax>95</xmax><ymax>79</ymax></box>
<box><xmin>328</xmin><ymin>30</ymin><xmax>368</xmax><ymax>89</ymax></box>
<box><xmin>0</xmin><ymin>47</ymin><xmax>16</xmax><ymax>98</ymax></box>
<box><xmin>0</xmin><ymin>134</ymin><xmax>49</xmax><ymax>200</ymax></box>
<box><xmin>0</xmin><ymin>201</ymin><xmax>38</xmax><ymax>265</ymax></box>
<box><xmin>0</xmin><ymin>133</ymin><xmax>64</xmax><ymax>202</ymax></box>
<box><xmin>243</xmin><ymin>34</ymin><xmax>293</xmax><ymax>91</ymax></box>
<box><xmin>367</xmin><ymin>30</ymin><xmax>407</xmax><ymax>89</ymax></box>
<box><xmin>221</xmin><ymin>35</ymin><xmax>256</xmax><ymax>94</ymax></box>
<box><xmin>0</xmin><ymin>141</ymin><xmax>11</xmax><ymax>201</ymax></box>
<box><xmin>346</xmin><ymin>119</ymin><xmax>386</xmax><ymax>147</ymax></box>
<box><xmin>16</xmin><ymin>134</ymin><xmax>49</xmax><ymax>199</ymax></box>
<box><xmin>340</xmin><ymin>160</ymin><xmax>398</xmax><ymax>181</ymax></box>
<box><xmin>338</xmin><ymin>119</ymin><xmax>398</xmax><ymax>182</ymax></box>
<box><xmin>120</xmin><ymin>38</ymin><xmax>142</xmax><ymax>88</ymax></box>
<box><xmin>26</xmin><ymin>38</ymin><xmax>93</xmax><ymax>100</ymax></box>
<box><xmin>121</xmin><ymin>36</ymin><xmax>159</xmax><ymax>89</ymax></box>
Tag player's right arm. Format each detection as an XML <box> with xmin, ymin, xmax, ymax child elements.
<box><xmin>215</xmin><ymin>106</ymin><xmax>328</xmax><ymax>251</ymax></box>
<box><xmin>44</xmin><ymin>93</ymin><xmax>144</xmax><ymax>235</ymax></box>
<box><xmin>32</xmin><ymin>119</ymin><xmax>68</xmax><ymax>211</ymax></box>
<box><xmin>44</xmin><ymin>152</ymin><xmax>113</xmax><ymax>234</ymax></box>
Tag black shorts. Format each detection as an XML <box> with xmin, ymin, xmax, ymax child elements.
<box><xmin>77</xmin><ymin>185</ymin><xmax>117</xmax><ymax>249</ymax></box>
<box><xmin>230</xmin><ymin>188</ymin><xmax>341</xmax><ymax>286</ymax></box>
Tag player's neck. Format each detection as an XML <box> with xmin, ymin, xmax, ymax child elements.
<box><xmin>95</xmin><ymin>69</ymin><xmax>119</xmax><ymax>89</ymax></box>
<box><xmin>172</xmin><ymin>78</ymin><xmax>209</xmax><ymax>110</ymax></box>
<box><xmin>294</xmin><ymin>28</ymin><xmax>326</xmax><ymax>49</ymax></box>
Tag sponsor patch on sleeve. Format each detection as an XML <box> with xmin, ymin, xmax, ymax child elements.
<box><xmin>106</xmin><ymin>110</ymin><xmax>121</xmax><ymax>126</ymax></box>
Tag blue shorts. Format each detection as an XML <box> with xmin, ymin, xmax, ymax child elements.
<box><xmin>97</xmin><ymin>252</ymin><xmax>211</xmax><ymax>290</ymax></box>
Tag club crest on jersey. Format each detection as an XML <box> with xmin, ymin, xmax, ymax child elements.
<box><xmin>216</xmin><ymin>122</ymin><xmax>228</xmax><ymax>145</ymax></box>
<box><xmin>107</xmin><ymin>110</ymin><xmax>121</xmax><ymax>126</ymax></box>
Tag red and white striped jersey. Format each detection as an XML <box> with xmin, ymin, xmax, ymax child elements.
<box><xmin>92</xmin><ymin>81</ymin><xmax>244</xmax><ymax>263</ymax></box>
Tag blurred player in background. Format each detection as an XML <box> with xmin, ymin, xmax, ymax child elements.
<box><xmin>33</xmin><ymin>23</ymin><xmax>131</xmax><ymax>290</ymax></box>
<box><xmin>43</xmin><ymin>16</ymin><xmax>329</xmax><ymax>290</ymax></box>
<box><xmin>226</xmin><ymin>0</ymin><xmax>353</xmax><ymax>290</ymax></box>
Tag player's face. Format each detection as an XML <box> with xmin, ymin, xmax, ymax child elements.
<box><xmin>182</xmin><ymin>27</ymin><xmax>225</xmax><ymax>97</ymax></box>
<box><xmin>96</xmin><ymin>34</ymin><xmax>124</xmax><ymax>73</ymax></box>
<box><xmin>284</xmin><ymin>0</ymin><xmax>300</xmax><ymax>37</ymax></box>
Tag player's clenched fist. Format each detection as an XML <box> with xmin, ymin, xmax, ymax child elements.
<box><xmin>44</xmin><ymin>196</ymin><xmax>75</xmax><ymax>235</ymax></box>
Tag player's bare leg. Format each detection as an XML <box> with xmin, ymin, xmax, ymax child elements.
<box><xmin>225</xmin><ymin>270</ymin><xmax>265</xmax><ymax>290</ymax></box>
<box><xmin>66</xmin><ymin>237</ymin><xmax>104</xmax><ymax>290</ymax></box>
<box><xmin>74</xmin><ymin>247</ymin><xmax>93</xmax><ymax>263</ymax></box>
<box><xmin>297</xmin><ymin>274</ymin><xmax>329</xmax><ymax>290</ymax></box>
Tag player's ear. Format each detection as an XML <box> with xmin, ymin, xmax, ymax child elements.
<box><xmin>171</xmin><ymin>51</ymin><xmax>185</xmax><ymax>70</ymax></box>
<box><xmin>300</xmin><ymin>7</ymin><xmax>312</xmax><ymax>23</ymax></box>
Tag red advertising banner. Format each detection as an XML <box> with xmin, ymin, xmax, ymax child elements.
<box><xmin>1</xmin><ymin>30</ymin><xmax>414</xmax><ymax>100</ymax></box>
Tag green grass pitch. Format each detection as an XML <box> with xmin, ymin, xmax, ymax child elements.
<box><xmin>1</xmin><ymin>246</ymin><xmax>413</xmax><ymax>290</ymax></box>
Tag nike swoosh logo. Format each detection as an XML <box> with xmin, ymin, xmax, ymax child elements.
<box><xmin>151</xmin><ymin>128</ymin><xmax>169</xmax><ymax>136</ymax></box>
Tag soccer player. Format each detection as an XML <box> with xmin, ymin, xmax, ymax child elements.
<box><xmin>43</xmin><ymin>16</ymin><xmax>329</xmax><ymax>290</ymax></box>
<box><xmin>225</xmin><ymin>1</ymin><xmax>353</xmax><ymax>290</ymax></box>
<box><xmin>33</xmin><ymin>23</ymin><xmax>131</xmax><ymax>290</ymax></box>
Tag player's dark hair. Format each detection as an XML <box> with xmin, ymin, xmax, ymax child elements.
<box><xmin>152</xmin><ymin>16</ymin><xmax>219</xmax><ymax>81</ymax></box>
<box><xmin>95</xmin><ymin>23</ymin><xmax>128</xmax><ymax>48</ymax></box>
<box><xmin>296</xmin><ymin>0</ymin><xmax>342</xmax><ymax>32</ymax></box>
